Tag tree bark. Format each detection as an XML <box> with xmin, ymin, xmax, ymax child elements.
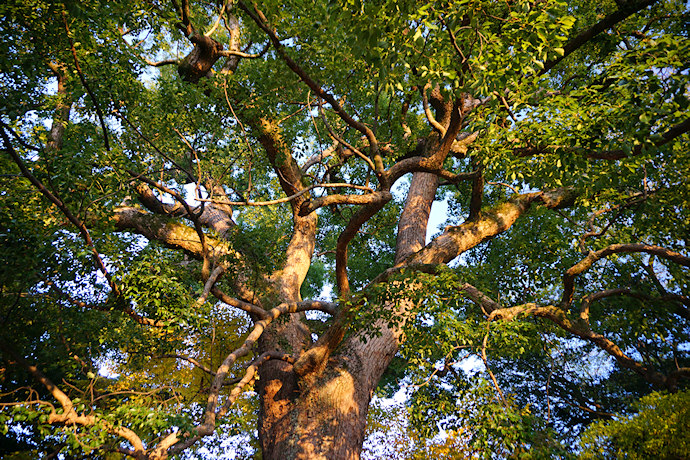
<box><xmin>256</xmin><ymin>169</ymin><xmax>441</xmax><ymax>459</ymax></box>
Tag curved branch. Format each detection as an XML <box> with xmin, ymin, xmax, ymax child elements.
<box><xmin>205</xmin><ymin>0</ymin><xmax>230</xmax><ymax>37</ymax></box>
<box><xmin>421</xmin><ymin>83</ymin><xmax>446</xmax><ymax>136</ymax></box>
<box><xmin>196</xmin><ymin>266</ymin><xmax>225</xmax><ymax>306</ymax></box>
<box><xmin>385</xmin><ymin>127</ymin><xmax>476</xmax><ymax>184</ymax></box>
<box><xmin>0</xmin><ymin>340</ymin><xmax>147</xmax><ymax>459</ymax></box>
<box><xmin>198</xmin><ymin>301</ymin><xmax>311</xmax><ymax>434</ymax></box>
<box><xmin>403</xmin><ymin>188</ymin><xmax>578</xmax><ymax>267</ymax></box>
<box><xmin>335</xmin><ymin>192</ymin><xmax>393</xmax><ymax>296</ymax></box>
<box><xmin>301</xmin><ymin>142</ymin><xmax>337</xmax><ymax>172</ymax></box>
<box><xmin>217</xmin><ymin>351</ymin><xmax>295</xmax><ymax>417</ymax></box>
<box><xmin>172</xmin><ymin>0</ymin><xmax>194</xmax><ymax>37</ymax></box>
<box><xmin>458</xmin><ymin>287</ymin><xmax>673</xmax><ymax>387</ymax></box>
<box><xmin>163</xmin><ymin>351</ymin><xmax>295</xmax><ymax>457</ymax></box>
<box><xmin>561</xmin><ymin>243</ymin><xmax>690</xmax><ymax>308</ymax></box>
<box><xmin>298</xmin><ymin>189</ymin><xmax>385</xmax><ymax>216</ymax></box>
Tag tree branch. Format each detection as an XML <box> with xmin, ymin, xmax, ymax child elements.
<box><xmin>421</xmin><ymin>83</ymin><xmax>447</xmax><ymax>136</ymax></box>
<box><xmin>0</xmin><ymin>340</ymin><xmax>147</xmax><ymax>459</ymax></box>
<box><xmin>62</xmin><ymin>12</ymin><xmax>110</xmax><ymax>151</ymax></box>
<box><xmin>238</xmin><ymin>1</ymin><xmax>384</xmax><ymax>177</ymax></box>
<box><xmin>561</xmin><ymin>243</ymin><xmax>690</xmax><ymax>308</ymax></box>
<box><xmin>128</xmin><ymin>170</ymin><xmax>212</xmax><ymax>278</ymax></box>
<box><xmin>1</xmin><ymin>129</ymin><xmax>119</xmax><ymax>296</ymax></box>
<box><xmin>298</xmin><ymin>189</ymin><xmax>385</xmax><ymax>216</ymax></box>
<box><xmin>540</xmin><ymin>0</ymin><xmax>660</xmax><ymax>74</ymax></box>
<box><xmin>335</xmin><ymin>192</ymin><xmax>393</xmax><ymax>296</ymax></box>
<box><xmin>144</xmin><ymin>58</ymin><xmax>179</xmax><ymax>67</ymax></box>
<box><xmin>403</xmin><ymin>188</ymin><xmax>578</xmax><ymax>267</ymax></box>
<box><xmin>458</xmin><ymin>286</ymin><xmax>674</xmax><ymax>387</ymax></box>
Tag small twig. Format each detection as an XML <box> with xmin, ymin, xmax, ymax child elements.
<box><xmin>480</xmin><ymin>322</ymin><xmax>507</xmax><ymax>406</ymax></box>
<box><xmin>61</xmin><ymin>12</ymin><xmax>110</xmax><ymax>151</ymax></box>
<box><xmin>112</xmin><ymin>107</ymin><xmax>195</xmax><ymax>183</ymax></box>
<box><xmin>223</xmin><ymin>79</ymin><xmax>256</xmax><ymax>192</ymax></box>
<box><xmin>318</xmin><ymin>98</ymin><xmax>376</xmax><ymax>172</ymax></box>
<box><xmin>487</xmin><ymin>181</ymin><xmax>519</xmax><ymax>194</ymax></box>
<box><xmin>493</xmin><ymin>91</ymin><xmax>518</xmax><ymax>123</ymax></box>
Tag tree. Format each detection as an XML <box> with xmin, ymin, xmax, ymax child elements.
<box><xmin>0</xmin><ymin>0</ymin><xmax>688</xmax><ymax>458</ymax></box>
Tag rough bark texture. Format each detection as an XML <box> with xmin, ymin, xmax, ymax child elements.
<box><xmin>252</xmin><ymin>167</ymin><xmax>443</xmax><ymax>459</ymax></box>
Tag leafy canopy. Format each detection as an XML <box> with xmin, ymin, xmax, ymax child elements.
<box><xmin>1</xmin><ymin>0</ymin><xmax>689</xmax><ymax>458</ymax></box>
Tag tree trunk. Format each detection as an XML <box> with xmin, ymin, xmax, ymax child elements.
<box><xmin>257</xmin><ymin>171</ymin><xmax>439</xmax><ymax>459</ymax></box>
<box><xmin>257</xmin><ymin>331</ymin><xmax>400</xmax><ymax>460</ymax></box>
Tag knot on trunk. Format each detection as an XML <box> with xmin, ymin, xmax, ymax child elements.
<box><xmin>540</xmin><ymin>187</ymin><xmax>578</xmax><ymax>209</ymax></box>
<box><xmin>178</xmin><ymin>35</ymin><xmax>224</xmax><ymax>83</ymax></box>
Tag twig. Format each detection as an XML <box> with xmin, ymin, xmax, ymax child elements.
<box><xmin>61</xmin><ymin>12</ymin><xmax>110</xmax><ymax>151</ymax></box>
<box><xmin>480</xmin><ymin>322</ymin><xmax>507</xmax><ymax>406</ymax></box>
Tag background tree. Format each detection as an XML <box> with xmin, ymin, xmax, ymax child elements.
<box><xmin>1</xmin><ymin>0</ymin><xmax>688</xmax><ymax>458</ymax></box>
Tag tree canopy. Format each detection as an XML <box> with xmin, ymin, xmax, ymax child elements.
<box><xmin>1</xmin><ymin>0</ymin><xmax>688</xmax><ymax>458</ymax></box>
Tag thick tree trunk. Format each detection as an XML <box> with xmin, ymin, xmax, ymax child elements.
<box><xmin>257</xmin><ymin>331</ymin><xmax>400</xmax><ymax>460</ymax></box>
<box><xmin>257</xmin><ymin>171</ymin><xmax>440</xmax><ymax>459</ymax></box>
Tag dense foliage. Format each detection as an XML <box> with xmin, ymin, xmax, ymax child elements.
<box><xmin>1</xmin><ymin>0</ymin><xmax>688</xmax><ymax>458</ymax></box>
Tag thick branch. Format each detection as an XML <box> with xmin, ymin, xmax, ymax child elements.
<box><xmin>385</xmin><ymin>127</ymin><xmax>477</xmax><ymax>184</ymax></box>
<box><xmin>129</xmin><ymin>171</ymin><xmax>212</xmax><ymax>278</ymax></box>
<box><xmin>298</xmin><ymin>189</ymin><xmax>385</xmax><ymax>216</ymax></box>
<box><xmin>112</xmin><ymin>207</ymin><xmax>232</xmax><ymax>260</ymax></box>
<box><xmin>421</xmin><ymin>83</ymin><xmax>446</xmax><ymax>136</ymax></box>
<box><xmin>335</xmin><ymin>192</ymin><xmax>393</xmax><ymax>296</ymax></box>
<box><xmin>403</xmin><ymin>188</ymin><xmax>578</xmax><ymax>266</ymax></box>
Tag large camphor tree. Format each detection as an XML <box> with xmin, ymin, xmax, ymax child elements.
<box><xmin>1</xmin><ymin>0</ymin><xmax>689</xmax><ymax>458</ymax></box>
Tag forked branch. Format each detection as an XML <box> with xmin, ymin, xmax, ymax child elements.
<box><xmin>561</xmin><ymin>243</ymin><xmax>690</xmax><ymax>308</ymax></box>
